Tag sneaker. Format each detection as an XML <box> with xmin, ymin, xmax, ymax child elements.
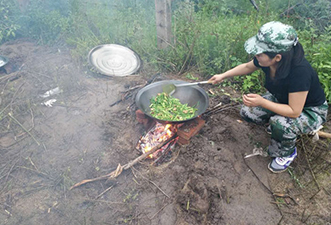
<box><xmin>268</xmin><ymin>148</ymin><xmax>297</xmax><ymax>173</ymax></box>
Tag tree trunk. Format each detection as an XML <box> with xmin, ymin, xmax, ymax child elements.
<box><xmin>155</xmin><ymin>0</ymin><xmax>172</xmax><ymax>49</ymax></box>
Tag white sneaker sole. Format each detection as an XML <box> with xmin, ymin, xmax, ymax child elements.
<box><xmin>267</xmin><ymin>162</ymin><xmax>288</xmax><ymax>173</ymax></box>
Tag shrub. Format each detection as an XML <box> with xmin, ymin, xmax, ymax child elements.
<box><xmin>0</xmin><ymin>0</ymin><xmax>20</xmax><ymax>44</ymax></box>
<box><xmin>18</xmin><ymin>0</ymin><xmax>71</xmax><ymax>44</ymax></box>
<box><xmin>1</xmin><ymin>0</ymin><xmax>330</xmax><ymax>101</ymax></box>
<box><xmin>299</xmin><ymin>25</ymin><xmax>331</xmax><ymax>102</ymax></box>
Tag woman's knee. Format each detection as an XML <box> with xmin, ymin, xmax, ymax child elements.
<box><xmin>240</xmin><ymin>105</ymin><xmax>268</xmax><ymax>124</ymax></box>
<box><xmin>240</xmin><ymin>105</ymin><xmax>257</xmax><ymax>123</ymax></box>
<box><xmin>240</xmin><ymin>105</ymin><xmax>249</xmax><ymax>119</ymax></box>
<box><xmin>269</xmin><ymin>115</ymin><xmax>296</xmax><ymax>137</ymax></box>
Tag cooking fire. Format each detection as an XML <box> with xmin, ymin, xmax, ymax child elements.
<box><xmin>136</xmin><ymin>123</ymin><xmax>177</xmax><ymax>155</ymax></box>
<box><xmin>136</xmin><ymin>122</ymin><xmax>179</xmax><ymax>164</ymax></box>
<box><xmin>136</xmin><ymin>110</ymin><xmax>206</xmax><ymax>165</ymax></box>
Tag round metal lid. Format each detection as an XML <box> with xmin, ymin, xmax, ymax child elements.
<box><xmin>88</xmin><ymin>44</ymin><xmax>141</xmax><ymax>76</ymax></box>
<box><xmin>0</xmin><ymin>55</ymin><xmax>9</xmax><ymax>68</ymax></box>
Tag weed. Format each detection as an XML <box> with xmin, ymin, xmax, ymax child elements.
<box><xmin>185</xmin><ymin>73</ymin><xmax>199</xmax><ymax>81</ymax></box>
<box><xmin>117</xmin><ymin>215</ymin><xmax>134</xmax><ymax>224</ymax></box>
<box><xmin>240</xmin><ymin>70</ymin><xmax>265</xmax><ymax>94</ymax></box>
<box><xmin>58</xmin><ymin>167</ymin><xmax>74</xmax><ymax>191</ymax></box>
<box><xmin>288</xmin><ymin>168</ymin><xmax>305</xmax><ymax>188</ymax></box>
<box><xmin>274</xmin><ymin>197</ymin><xmax>286</xmax><ymax>208</ymax></box>
<box><xmin>123</xmin><ymin>189</ymin><xmax>139</xmax><ymax>203</ymax></box>
<box><xmin>0</xmin><ymin>0</ymin><xmax>20</xmax><ymax>44</ymax></box>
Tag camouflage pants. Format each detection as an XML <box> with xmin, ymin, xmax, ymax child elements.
<box><xmin>240</xmin><ymin>92</ymin><xmax>328</xmax><ymax>157</ymax></box>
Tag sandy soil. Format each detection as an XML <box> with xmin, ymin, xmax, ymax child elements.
<box><xmin>0</xmin><ymin>40</ymin><xmax>330</xmax><ymax>225</ymax></box>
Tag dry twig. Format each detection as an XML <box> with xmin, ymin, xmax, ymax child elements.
<box><xmin>243</xmin><ymin>156</ymin><xmax>284</xmax><ymax>218</ymax></box>
<box><xmin>8</xmin><ymin>112</ymin><xmax>40</xmax><ymax>146</ymax></box>
<box><xmin>202</xmin><ymin>102</ymin><xmax>239</xmax><ymax>116</ymax></box>
<box><xmin>300</xmin><ymin>139</ymin><xmax>321</xmax><ymax>193</ymax></box>
<box><xmin>9</xmin><ymin>82</ymin><xmax>25</xmax><ymax>111</ymax></box>
<box><xmin>0</xmin><ymin>73</ymin><xmax>17</xmax><ymax>82</ymax></box>
<box><xmin>95</xmin><ymin>185</ymin><xmax>114</xmax><ymax>200</ymax></box>
<box><xmin>273</xmin><ymin>192</ymin><xmax>298</xmax><ymax>205</ymax></box>
<box><xmin>149</xmin><ymin>202</ymin><xmax>171</xmax><ymax>220</ymax></box>
<box><xmin>243</xmin><ymin>155</ymin><xmax>273</xmax><ymax>194</ymax></box>
<box><xmin>16</xmin><ymin>166</ymin><xmax>50</xmax><ymax>179</ymax></box>
<box><xmin>131</xmin><ymin>166</ymin><xmax>170</xmax><ymax>198</ymax></box>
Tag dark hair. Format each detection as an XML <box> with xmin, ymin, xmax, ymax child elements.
<box><xmin>264</xmin><ymin>42</ymin><xmax>305</xmax><ymax>80</ymax></box>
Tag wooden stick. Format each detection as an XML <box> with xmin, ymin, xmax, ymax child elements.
<box><xmin>95</xmin><ymin>185</ymin><xmax>114</xmax><ymax>200</ymax></box>
<box><xmin>300</xmin><ymin>139</ymin><xmax>321</xmax><ymax>199</ymax></box>
<box><xmin>0</xmin><ymin>73</ymin><xmax>16</xmax><ymax>81</ymax></box>
<box><xmin>122</xmin><ymin>141</ymin><xmax>165</xmax><ymax>170</ymax></box>
<box><xmin>317</xmin><ymin>131</ymin><xmax>331</xmax><ymax>139</ymax></box>
<box><xmin>150</xmin><ymin>202</ymin><xmax>171</xmax><ymax>220</ymax></box>
<box><xmin>120</xmin><ymin>82</ymin><xmax>147</xmax><ymax>93</ymax></box>
<box><xmin>243</xmin><ymin>155</ymin><xmax>273</xmax><ymax>194</ymax></box>
<box><xmin>8</xmin><ymin>112</ymin><xmax>40</xmax><ymax>146</ymax></box>
<box><xmin>131</xmin><ymin>167</ymin><xmax>170</xmax><ymax>198</ymax></box>
<box><xmin>70</xmin><ymin>141</ymin><xmax>165</xmax><ymax>190</ymax></box>
<box><xmin>203</xmin><ymin>102</ymin><xmax>239</xmax><ymax>116</ymax></box>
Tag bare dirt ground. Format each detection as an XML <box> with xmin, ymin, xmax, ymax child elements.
<box><xmin>0</xmin><ymin>40</ymin><xmax>331</xmax><ymax>225</ymax></box>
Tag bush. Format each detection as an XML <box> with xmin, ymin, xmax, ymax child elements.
<box><xmin>299</xmin><ymin>25</ymin><xmax>331</xmax><ymax>103</ymax></box>
<box><xmin>18</xmin><ymin>0</ymin><xmax>71</xmax><ymax>44</ymax></box>
<box><xmin>66</xmin><ymin>0</ymin><xmax>156</xmax><ymax>64</ymax></box>
<box><xmin>1</xmin><ymin>0</ymin><xmax>330</xmax><ymax>100</ymax></box>
<box><xmin>0</xmin><ymin>0</ymin><xmax>20</xmax><ymax>44</ymax></box>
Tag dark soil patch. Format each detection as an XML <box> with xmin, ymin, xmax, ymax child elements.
<box><xmin>0</xmin><ymin>40</ymin><xmax>330</xmax><ymax>225</ymax></box>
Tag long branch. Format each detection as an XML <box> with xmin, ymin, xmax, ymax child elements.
<box><xmin>70</xmin><ymin>141</ymin><xmax>166</xmax><ymax>190</ymax></box>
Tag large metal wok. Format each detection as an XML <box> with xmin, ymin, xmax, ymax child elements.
<box><xmin>135</xmin><ymin>80</ymin><xmax>209</xmax><ymax>123</ymax></box>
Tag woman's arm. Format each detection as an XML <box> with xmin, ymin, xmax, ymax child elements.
<box><xmin>243</xmin><ymin>91</ymin><xmax>308</xmax><ymax>118</ymax></box>
<box><xmin>209</xmin><ymin>60</ymin><xmax>258</xmax><ymax>84</ymax></box>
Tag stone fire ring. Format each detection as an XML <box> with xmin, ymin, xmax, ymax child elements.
<box><xmin>88</xmin><ymin>44</ymin><xmax>141</xmax><ymax>77</ymax></box>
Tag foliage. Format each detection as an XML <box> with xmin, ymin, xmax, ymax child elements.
<box><xmin>18</xmin><ymin>0</ymin><xmax>71</xmax><ymax>44</ymax></box>
<box><xmin>159</xmin><ymin>1</ymin><xmax>258</xmax><ymax>74</ymax></box>
<box><xmin>241</xmin><ymin>70</ymin><xmax>265</xmax><ymax>94</ymax></box>
<box><xmin>0</xmin><ymin>0</ymin><xmax>20</xmax><ymax>44</ymax></box>
<box><xmin>299</xmin><ymin>25</ymin><xmax>331</xmax><ymax>102</ymax></box>
<box><xmin>185</xmin><ymin>72</ymin><xmax>199</xmax><ymax>81</ymax></box>
<box><xmin>1</xmin><ymin>0</ymin><xmax>331</xmax><ymax>98</ymax></box>
<box><xmin>65</xmin><ymin>0</ymin><xmax>157</xmax><ymax>64</ymax></box>
<box><xmin>282</xmin><ymin>0</ymin><xmax>331</xmax><ymax>31</ymax></box>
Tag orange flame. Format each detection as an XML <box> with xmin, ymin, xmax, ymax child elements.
<box><xmin>137</xmin><ymin>122</ymin><xmax>178</xmax><ymax>158</ymax></box>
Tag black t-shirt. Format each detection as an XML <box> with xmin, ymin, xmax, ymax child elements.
<box><xmin>253</xmin><ymin>57</ymin><xmax>326</xmax><ymax>107</ymax></box>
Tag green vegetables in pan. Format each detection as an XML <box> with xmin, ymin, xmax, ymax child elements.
<box><xmin>149</xmin><ymin>92</ymin><xmax>198</xmax><ymax>121</ymax></box>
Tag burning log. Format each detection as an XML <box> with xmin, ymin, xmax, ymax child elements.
<box><xmin>136</xmin><ymin>121</ymin><xmax>180</xmax><ymax>165</ymax></box>
<box><xmin>136</xmin><ymin>122</ymin><xmax>178</xmax><ymax>156</ymax></box>
<box><xmin>151</xmin><ymin>136</ymin><xmax>178</xmax><ymax>165</ymax></box>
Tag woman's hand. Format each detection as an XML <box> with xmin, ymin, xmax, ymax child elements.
<box><xmin>242</xmin><ymin>94</ymin><xmax>265</xmax><ymax>107</ymax></box>
<box><xmin>208</xmin><ymin>74</ymin><xmax>226</xmax><ymax>84</ymax></box>
<box><xmin>208</xmin><ymin>60</ymin><xmax>258</xmax><ymax>85</ymax></box>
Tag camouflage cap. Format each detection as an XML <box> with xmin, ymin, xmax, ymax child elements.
<box><xmin>244</xmin><ymin>21</ymin><xmax>298</xmax><ymax>55</ymax></box>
